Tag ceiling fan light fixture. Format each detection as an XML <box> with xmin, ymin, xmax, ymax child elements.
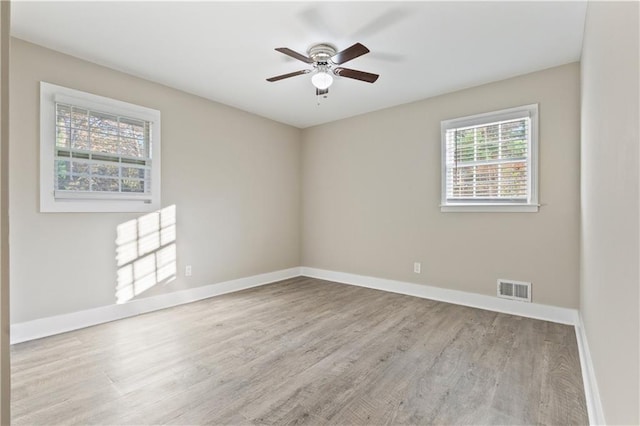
<box><xmin>311</xmin><ymin>71</ymin><xmax>333</xmax><ymax>90</ymax></box>
<box><xmin>267</xmin><ymin>43</ymin><xmax>379</xmax><ymax>95</ymax></box>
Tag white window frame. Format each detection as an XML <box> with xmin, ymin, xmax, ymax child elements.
<box><xmin>40</xmin><ymin>82</ymin><xmax>161</xmax><ymax>213</ymax></box>
<box><xmin>440</xmin><ymin>104</ymin><xmax>539</xmax><ymax>213</ymax></box>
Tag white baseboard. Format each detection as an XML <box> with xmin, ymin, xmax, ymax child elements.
<box><xmin>575</xmin><ymin>314</ymin><xmax>606</xmax><ymax>425</ymax></box>
<box><xmin>12</xmin><ymin>265</ymin><xmax>579</xmax><ymax>338</ymax></box>
<box><xmin>300</xmin><ymin>267</ymin><xmax>579</xmax><ymax>325</ymax></box>
<box><xmin>10</xmin><ymin>267</ymin><xmax>302</xmax><ymax>344</ymax></box>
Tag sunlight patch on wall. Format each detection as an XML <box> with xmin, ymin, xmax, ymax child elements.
<box><xmin>115</xmin><ymin>205</ymin><xmax>177</xmax><ymax>304</ymax></box>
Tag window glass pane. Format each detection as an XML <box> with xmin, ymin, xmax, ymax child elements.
<box><xmin>58</xmin><ymin>176</ymin><xmax>90</xmax><ymax>191</ymax></box>
<box><xmin>120</xmin><ymin>118</ymin><xmax>147</xmax><ymax>158</ymax></box>
<box><xmin>56</xmin><ymin>160</ymin><xmax>70</xmax><ymax>179</ymax></box>
<box><xmin>89</xmin><ymin>111</ymin><xmax>119</xmax><ymax>136</ymax></box>
<box><xmin>502</xmin><ymin>138</ymin><xmax>527</xmax><ymax>159</ymax></box>
<box><xmin>120</xmin><ymin>136</ymin><xmax>147</xmax><ymax>158</ymax></box>
<box><xmin>56</xmin><ymin>175</ymin><xmax>70</xmax><ymax>190</ymax></box>
<box><xmin>475</xmin><ymin>127</ymin><xmax>488</xmax><ymax>161</ymax></box>
<box><xmin>122</xmin><ymin>166</ymin><xmax>145</xmax><ymax>179</ymax></box>
<box><xmin>71</xmin><ymin>161</ymin><xmax>90</xmax><ymax>175</ymax></box>
<box><xmin>502</xmin><ymin>120</ymin><xmax>527</xmax><ymax>139</ymax></box>
<box><xmin>70</xmin><ymin>107</ymin><xmax>89</xmax><ymax>151</ymax></box>
<box><xmin>57</xmin><ymin>126</ymin><xmax>70</xmax><ymax>149</ymax></box>
<box><xmin>56</xmin><ymin>104</ymin><xmax>71</xmax><ymax>148</ymax></box>
<box><xmin>454</xmin><ymin>129</ymin><xmax>474</xmax><ymax>163</ymax></box>
<box><xmin>92</xmin><ymin>163</ymin><xmax>119</xmax><ymax>178</ymax></box>
<box><xmin>70</xmin><ymin>107</ymin><xmax>88</xmax><ymax>130</ymax></box>
<box><xmin>91</xmin><ymin>132</ymin><xmax>119</xmax><ymax>154</ymax></box>
<box><xmin>71</xmin><ymin>128</ymin><xmax>89</xmax><ymax>151</ymax></box>
<box><xmin>92</xmin><ymin>177</ymin><xmax>120</xmax><ymax>192</ymax></box>
<box><xmin>52</xmin><ymin>101</ymin><xmax>153</xmax><ymax>197</ymax></box>
<box><xmin>484</xmin><ymin>124</ymin><xmax>500</xmax><ymax>160</ymax></box>
<box><xmin>122</xmin><ymin>179</ymin><xmax>145</xmax><ymax>193</ymax></box>
<box><xmin>89</xmin><ymin>111</ymin><xmax>119</xmax><ymax>154</ymax></box>
<box><xmin>498</xmin><ymin>162</ymin><xmax>528</xmax><ymax>197</ymax></box>
<box><xmin>119</xmin><ymin>118</ymin><xmax>145</xmax><ymax>138</ymax></box>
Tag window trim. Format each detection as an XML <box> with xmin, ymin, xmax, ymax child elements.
<box><xmin>440</xmin><ymin>104</ymin><xmax>539</xmax><ymax>213</ymax></box>
<box><xmin>40</xmin><ymin>82</ymin><xmax>161</xmax><ymax>213</ymax></box>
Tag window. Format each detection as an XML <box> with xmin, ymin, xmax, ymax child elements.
<box><xmin>40</xmin><ymin>82</ymin><xmax>161</xmax><ymax>212</ymax></box>
<box><xmin>441</xmin><ymin>104</ymin><xmax>538</xmax><ymax>212</ymax></box>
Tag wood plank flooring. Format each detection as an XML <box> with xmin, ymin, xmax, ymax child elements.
<box><xmin>11</xmin><ymin>277</ymin><xmax>588</xmax><ymax>425</ymax></box>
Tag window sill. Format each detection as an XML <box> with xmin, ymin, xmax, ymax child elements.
<box><xmin>440</xmin><ymin>204</ymin><xmax>540</xmax><ymax>213</ymax></box>
<box><xmin>41</xmin><ymin>197</ymin><xmax>160</xmax><ymax>213</ymax></box>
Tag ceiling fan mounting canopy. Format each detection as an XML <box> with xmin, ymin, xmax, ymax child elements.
<box><xmin>307</xmin><ymin>43</ymin><xmax>337</xmax><ymax>64</ymax></box>
<box><xmin>266</xmin><ymin>42</ymin><xmax>379</xmax><ymax>96</ymax></box>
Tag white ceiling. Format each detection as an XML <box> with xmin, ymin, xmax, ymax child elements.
<box><xmin>11</xmin><ymin>1</ymin><xmax>587</xmax><ymax>128</ymax></box>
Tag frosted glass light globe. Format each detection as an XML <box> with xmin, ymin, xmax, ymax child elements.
<box><xmin>311</xmin><ymin>71</ymin><xmax>333</xmax><ymax>90</ymax></box>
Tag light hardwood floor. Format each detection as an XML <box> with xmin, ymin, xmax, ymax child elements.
<box><xmin>11</xmin><ymin>277</ymin><xmax>588</xmax><ymax>425</ymax></box>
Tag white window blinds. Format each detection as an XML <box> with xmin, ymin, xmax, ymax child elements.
<box><xmin>441</xmin><ymin>104</ymin><xmax>538</xmax><ymax>211</ymax></box>
<box><xmin>54</xmin><ymin>103</ymin><xmax>153</xmax><ymax>201</ymax></box>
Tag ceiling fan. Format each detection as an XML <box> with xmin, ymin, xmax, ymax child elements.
<box><xmin>266</xmin><ymin>42</ymin><xmax>379</xmax><ymax>96</ymax></box>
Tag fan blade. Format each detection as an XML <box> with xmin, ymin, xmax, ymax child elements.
<box><xmin>334</xmin><ymin>67</ymin><xmax>379</xmax><ymax>83</ymax></box>
<box><xmin>266</xmin><ymin>69</ymin><xmax>310</xmax><ymax>82</ymax></box>
<box><xmin>331</xmin><ymin>43</ymin><xmax>369</xmax><ymax>65</ymax></box>
<box><xmin>316</xmin><ymin>88</ymin><xmax>329</xmax><ymax>96</ymax></box>
<box><xmin>275</xmin><ymin>47</ymin><xmax>314</xmax><ymax>64</ymax></box>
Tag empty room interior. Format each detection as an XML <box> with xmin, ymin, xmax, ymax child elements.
<box><xmin>0</xmin><ymin>0</ymin><xmax>638</xmax><ymax>425</ymax></box>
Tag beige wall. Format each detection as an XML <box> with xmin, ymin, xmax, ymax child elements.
<box><xmin>0</xmin><ymin>3</ymin><xmax>10</xmax><ymax>424</ymax></box>
<box><xmin>302</xmin><ymin>63</ymin><xmax>581</xmax><ymax>308</ymax></box>
<box><xmin>10</xmin><ymin>39</ymin><xmax>302</xmax><ymax>323</ymax></box>
<box><xmin>580</xmin><ymin>1</ymin><xmax>640</xmax><ymax>424</ymax></box>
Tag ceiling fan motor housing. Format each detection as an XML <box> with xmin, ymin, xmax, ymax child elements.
<box><xmin>308</xmin><ymin>44</ymin><xmax>337</xmax><ymax>67</ymax></box>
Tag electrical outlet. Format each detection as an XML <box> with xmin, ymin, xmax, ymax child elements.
<box><xmin>414</xmin><ymin>262</ymin><xmax>421</xmax><ymax>274</ymax></box>
<box><xmin>185</xmin><ymin>265</ymin><xmax>192</xmax><ymax>277</ymax></box>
